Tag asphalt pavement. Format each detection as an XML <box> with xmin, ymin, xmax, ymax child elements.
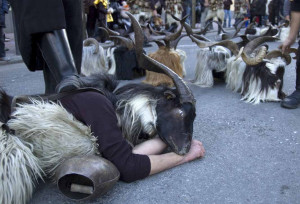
<box><xmin>0</xmin><ymin>32</ymin><xmax>299</xmax><ymax>204</ymax></box>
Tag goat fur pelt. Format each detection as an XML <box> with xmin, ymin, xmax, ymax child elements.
<box><xmin>240</xmin><ymin>58</ymin><xmax>286</xmax><ymax>104</ymax></box>
<box><xmin>7</xmin><ymin>100</ymin><xmax>99</xmax><ymax>177</ymax></box>
<box><xmin>226</xmin><ymin>57</ymin><xmax>287</xmax><ymax>104</ymax></box>
<box><xmin>81</xmin><ymin>44</ymin><xmax>107</xmax><ymax>76</ymax></box>
<box><xmin>107</xmin><ymin>47</ymin><xmax>117</xmax><ymax>75</ymax></box>
<box><xmin>192</xmin><ymin>46</ymin><xmax>231</xmax><ymax>87</ymax></box>
<box><xmin>116</xmin><ymin>94</ymin><xmax>158</xmax><ymax>145</ymax></box>
<box><xmin>113</xmin><ymin>46</ymin><xmax>145</xmax><ymax>80</ymax></box>
<box><xmin>205</xmin><ymin>9</ymin><xmax>225</xmax><ymax>22</ymax></box>
<box><xmin>226</xmin><ymin>56</ymin><xmax>246</xmax><ymax>92</ymax></box>
<box><xmin>0</xmin><ymin>128</ymin><xmax>43</xmax><ymax>204</ymax></box>
<box><xmin>144</xmin><ymin>47</ymin><xmax>183</xmax><ymax>87</ymax></box>
<box><xmin>279</xmin><ymin>27</ymin><xmax>290</xmax><ymax>42</ymax></box>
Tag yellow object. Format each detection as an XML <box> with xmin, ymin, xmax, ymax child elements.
<box><xmin>94</xmin><ymin>0</ymin><xmax>108</xmax><ymax>8</ymax></box>
<box><xmin>107</xmin><ymin>14</ymin><xmax>114</xmax><ymax>22</ymax></box>
<box><xmin>94</xmin><ymin>0</ymin><xmax>113</xmax><ymax>22</ymax></box>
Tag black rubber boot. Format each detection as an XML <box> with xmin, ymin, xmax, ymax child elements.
<box><xmin>281</xmin><ymin>90</ymin><xmax>300</xmax><ymax>109</ymax></box>
<box><xmin>281</xmin><ymin>60</ymin><xmax>300</xmax><ymax>109</ymax></box>
<box><xmin>38</xmin><ymin>29</ymin><xmax>81</xmax><ymax>93</ymax></box>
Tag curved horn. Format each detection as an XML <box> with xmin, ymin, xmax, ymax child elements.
<box><xmin>102</xmin><ymin>26</ymin><xmax>120</xmax><ymax>36</ymax></box>
<box><xmin>154</xmin><ymin>40</ymin><xmax>166</xmax><ymax>48</ymax></box>
<box><xmin>286</xmin><ymin>47</ymin><xmax>298</xmax><ymax>60</ymax></box>
<box><xmin>191</xmin><ymin>34</ymin><xmax>211</xmax><ymax>42</ymax></box>
<box><xmin>164</xmin><ymin>24</ymin><xmax>183</xmax><ymax>43</ymax></box>
<box><xmin>241</xmin><ymin>36</ymin><xmax>278</xmax><ymax>66</ymax></box>
<box><xmin>148</xmin><ymin>24</ymin><xmax>165</xmax><ymax>36</ymax></box>
<box><xmin>189</xmin><ymin>35</ymin><xmax>239</xmax><ymax>55</ymax></box>
<box><xmin>109</xmin><ymin>36</ymin><xmax>134</xmax><ymax>50</ymax></box>
<box><xmin>83</xmin><ymin>38</ymin><xmax>99</xmax><ymax>54</ymax></box>
<box><xmin>265</xmin><ymin>50</ymin><xmax>291</xmax><ymax>65</ymax></box>
<box><xmin>127</xmin><ymin>11</ymin><xmax>195</xmax><ymax>105</ymax></box>
<box><xmin>172</xmin><ymin>34</ymin><xmax>187</xmax><ymax>50</ymax></box>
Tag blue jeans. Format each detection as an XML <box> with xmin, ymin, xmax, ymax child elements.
<box><xmin>223</xmin><ymin>10</ymin><xmax>231</xmax><ymax>27</ymax></box>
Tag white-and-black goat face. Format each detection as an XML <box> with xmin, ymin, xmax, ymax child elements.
<box><xmin>114</xmin><ymin>83</ymin><xmax>196</xmax><ymax>155</ymax></box>
<box><xmin>231</xmin><ymin>37</ymin><xmax>296</xmax><ymax>104</ymax></box>
<box><xmin>241</xmin><ymin>58</ymin><xmax>287</xmax><ymax>104</ymax></box>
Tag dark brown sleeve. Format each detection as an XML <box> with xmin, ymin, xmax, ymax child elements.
<box><xmin>60</xmin><ymin>92</ymin><xmax>151</xmax><ymax>183</ymax></box>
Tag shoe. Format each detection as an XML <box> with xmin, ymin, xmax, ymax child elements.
<box><xmin>5</xmin><ymin>47</ymin><xmax>9</xmax><ymax>51</ymax></box>
<box><xmin>0</xmin><ymin>57</ymin><xmax>10</xmax><ymax>61</ymax></box>
<box><xmin>281</xmin><ymin>90</ymin><xmax>300</xmax><ymax>109</ymax></box>
<box><xmin>5</xmin><ymin>38</ymin><xmax>10</xmax><ymax>42</ymax></box>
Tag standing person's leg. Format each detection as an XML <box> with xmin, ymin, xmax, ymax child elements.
<box><xmin>86</xmin><ymin>6</ymin><xmax>99</xmax><ymax>37</ymax></box>
<box><xmin>228</xmin><ymin>10</ymin><xmax>232</xmax><ymax>27</ymax></box>
<box><xmin>0</xmin><ymin>27</ymin><xmax>5</xmax><ymax>59</ymax></box>
<box><xmin>201</xmin><ymin>8</ymin><xmax>208</xmax><ymax>28</ymax></box>
<box><xmin>281</xmin><ymin>40</ymin><xmax>300</xmax><ymax>109</ymax></box>
<box><xmin>223</xmin><ymin>10</ymin><xmax>228</xmax><ymax>27</ymax></box>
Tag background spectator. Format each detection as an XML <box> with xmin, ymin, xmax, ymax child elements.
<box><xmin>283</xmin><ymin>0</ymin><xmax>291</xmax><ymax>21</ymax></box>
<box><xmin>200</xmin><ymin>0</ymin><xmax>210</xmax><ymax>29</ymax></box>
<box><xmin>250</xmin><ymin>0</ymin><xmax>267</xmax><ymax>27</ymax></box>
<box><xmin>84</xmin><ymin>0</ymin><xmax>99</xmax><ymax>37</ymax></box>
<box><xmin>0</xmin><ymin>0</ymin><xmax>9</xmax><ymax>61</ymax></box>
<box><xmin>234</xmin><ymin>0</ymin><xmax>248</xmax><ymax>28</ymax></box>
<box><xmin>223</xmin><ymin>0</ymin><xmax>233</xmax><ymax>28</ymax></box>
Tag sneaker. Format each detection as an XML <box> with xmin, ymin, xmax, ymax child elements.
<box><xmin>281</xmin><ymin>90</ymin><xmax>300</xmax><ymax>109</ymax></box>
<box><xmin>0</xmin><ymin>57</ymin><xmax>10</xmax><ymax>61</ymax></box>
<box><xmin>5</xmin><ymin>38</ymin><xmax>10</xmax><ymax>42</ymax></box>
<box><xmin>105</xmin><ymin>40</ymin><xmax>113</xmax><ymax>44</ymax></box>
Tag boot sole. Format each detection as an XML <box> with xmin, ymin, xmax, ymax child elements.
<box><xmin>280</xmin><ymin>102</ymin><xmax>299</xmax><ymax>109</ymax></box>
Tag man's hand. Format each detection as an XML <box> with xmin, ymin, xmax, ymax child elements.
<box><xmin>182</xmin><ymin>140</ymin><xmax>205</xmax><ymax>163</ymax></box>
<box><xmin>280</xmin><ymin>37</ymin><xmax>296</xmax><ymax>54</ymax></box>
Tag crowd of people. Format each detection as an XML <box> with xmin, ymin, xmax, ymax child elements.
<box><xmin>82</xmin><ymin>0</ymin><xmax>292</xmax><ymax>39</ymax></box>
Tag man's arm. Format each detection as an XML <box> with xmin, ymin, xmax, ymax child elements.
<box><xmin>281</xmin><ymin>11</ymin><xmax>300</xmax><ymax>53</ymax></box>
<box><xmin>132</xmin><ymin>137</ymin><xmax>167</xmax><ymax>155</ymax></box>
<box><xmin>148</xmin><ymin>140</ymin><xmax>205</xmax><ymax>175</ymax></box>
<box><xmin>133</xmin><ymin>138</ymin><xmax>205</xmax><ymax>176</ymax></box>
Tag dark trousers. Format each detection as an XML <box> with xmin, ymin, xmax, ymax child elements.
<box><xmin>296</xmin><ymin>40</ymin><xmax>300</xmax><ymax>89</ymax></box>
<box><xmin>86</xmin><ymin>6</ymin><xmax>99</xmax><ymax>37</ymax></box>
<box><xmin>0</xmin><ymin>27</ymin><xmax>5</xmax><ymax>58</ymax></box>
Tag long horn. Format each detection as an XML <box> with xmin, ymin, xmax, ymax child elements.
<box><xmin>172</xmin><ymin>34</ymin><xmax>187</xmax><ymax>50</ymax></box>
<box><xmin>102</xmin><ymin>25</ymin><xmax>120</xmax><ymax>36</ymax></box>
<box><xmin>191</xmin><ymin>34</ymin><xmax>211</xmax><ymax>42</ymax></box>
<box><xmin>83</xmin><ymin>38</ymin><xmax>99</xmax><ymax>54</ymax></box>
<box><xmin>109</xmin><ymin>36</ymin><xmax>135</xmax><ymax>50</ymax></box>
<box><xmin>148</xmin><ymin>24</ymin><xmax>165</xmax><ymax>36</ymax></box>
<box><xmin>127</xmin><ymin>11</ymin><xmax>195</xmax><ymax>105</ymax></box>
<box><xmin>189</xmin><ymin>35</ymin><xmax>239</xmax><ymax>55</ymax></box>
<box><xmin>241</xmin><ymin>36</ymin><xmax>278</xmax><ymax>66</ymax></box>
<box><xmin>265</xmin><ymin>50</ymin><xmax>291</xmax><ymax>65</ymax></box>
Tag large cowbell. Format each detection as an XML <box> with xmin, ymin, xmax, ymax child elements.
<box><xmin>55</xmin><ymin>155</ymin><xmax>120</xmax><ymax>201</ymax></box>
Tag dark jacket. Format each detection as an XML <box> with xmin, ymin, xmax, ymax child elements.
<box><xmin>149</xmin><ymin>0</ymin><xmax>165</xmax><ymax>10</ymax></box>
<box><xmin>223</xmin><ymin>0</ymin><xmax>232</xmax><ymax>10</ymax></box>
<box><xmin>251</xmin><ymin>0</ymin><xmax>267</xmax><ymax>16</ymax></box>
<box><xmin>0</xmin><ymin>0</ymin><xmax>9</xmax><ymax>27</ymax></box>
<box><xmin>98</xmin><ymin>1</ymin><xmax>108</xmax><ymax>22</ymax></box>
<box><xmin>9</xmin><ymin>0</ymin><xmax>83</xmax><ymax>72</ymax></box>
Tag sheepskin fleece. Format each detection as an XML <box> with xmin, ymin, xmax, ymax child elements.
<box><xmin>8</xmin><ymin>100</ymin><xmax>99</xmax><ymax>177</ymax></box>
<box><xmin>0</xmin><ymin>127</ymin><xmax>43</xmax><ymax>204</ymax></box>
